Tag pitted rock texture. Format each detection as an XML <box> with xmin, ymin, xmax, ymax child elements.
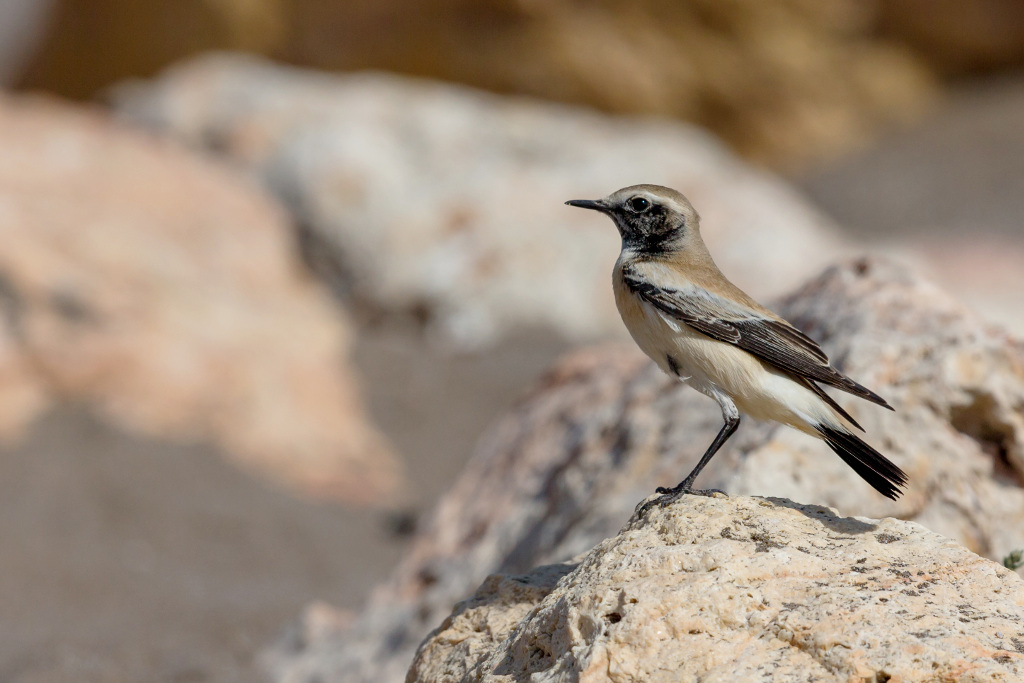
<box><xmin>112</xmin><ymin>53</ymin><xmax>847</xmax><ymax>348</ymax></box>
<box><xmin>264</xmin><ymin>257</ymin><xmax>1024</xmax><ymax>682</ymax></box>
<box><xmin>0</xmin><ymin>94</ymin><xmax>401</xmax><ymax>503</ymax></box>
<box><xmin>408</xmin><ymin>496</ymin><xmax>1024</xmax><ymax>683</ymax></box>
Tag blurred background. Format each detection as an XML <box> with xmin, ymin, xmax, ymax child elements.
<box><xmin>0</xmin><ymin>0</ymin><xmax>1022</xmax><ymax>680</ymax></box>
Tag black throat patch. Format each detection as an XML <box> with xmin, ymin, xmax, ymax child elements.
<box><xmin>619</xmin><ymin>205</ymin><xmax>681</xmax><ymax>258</ymax></box>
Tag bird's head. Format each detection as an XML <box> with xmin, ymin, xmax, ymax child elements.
<box><xmin>566</xmin><ymin>184</ymin><xmax>700</xmax><ymax>257</ymax></box>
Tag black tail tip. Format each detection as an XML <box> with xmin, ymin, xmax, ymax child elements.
<box><xmin>817</xmin><ymin>425</ymin><xmax>907</xmax><ymax>499</ymax></box>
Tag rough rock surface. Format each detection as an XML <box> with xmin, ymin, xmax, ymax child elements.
<box><xmin>409</xmin><ymin>495</ymin><xmax>1024</xmax><ymax>683</ymax></box>
<box><xmin>0</xmin><ymin>94</ymin><xmax>400</xmax><ymax>502</ymax></box>
<box><xmin>112</xmin><ymin>53</ymin><xmax>847</xmax><ymax>348</ymax></box>
<box><xmin>265</xmin><ymin>257</ymin><xmax>1024</xmax><ymax>681</ymax></box>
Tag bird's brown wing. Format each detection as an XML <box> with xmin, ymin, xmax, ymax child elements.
<box><xmin>622</xmin><ymin>271</ymin><xmax>893</xmax><ymax>411</ymax></box>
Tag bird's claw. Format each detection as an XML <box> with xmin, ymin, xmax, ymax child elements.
<box><xmin>634</xmin><ymin>486</ymin><xmax>728</xmax><ymax>518</ymax></box>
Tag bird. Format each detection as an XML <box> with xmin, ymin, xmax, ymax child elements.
<box><xmin>566</xmin><ymin>184</ymin><xmax>907</xmax><ymax>513</ymax></box>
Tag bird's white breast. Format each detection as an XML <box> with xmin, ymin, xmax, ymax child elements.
<box><xmin>613</xmin><ymin>274</ymin><xmax>834</xmax><ymax>434</ymax></box>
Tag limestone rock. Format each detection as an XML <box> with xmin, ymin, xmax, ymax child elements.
<box><xmin>266</xmin><ymin>257</ymin><xmax>1024</xmax><ymax>681</ymax></box>
<box><xmin>0</xmin><ymin>94</ymin><xmax>401</xmax><ymax>503</ymax></box>
<box><xmin>409</xmin><ymin>495</ymin><xmax>1024</xmax><ymax>683</ymax></box>
<box><xmin>112</xmin><ymin>53</ymin><xmax>847</xmax><ymax>348</ymax></box>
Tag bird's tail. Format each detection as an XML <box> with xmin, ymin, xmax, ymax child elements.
<box><xmin>815</xmin><ymin>425</ymin><xmax>908</xmax><ymax>500</ymax></box>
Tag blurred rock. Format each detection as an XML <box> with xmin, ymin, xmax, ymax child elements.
<box><xmin>264</xmin><ymin>257</ymin><xmax>1024</xmax><ymax>682</ymax></box>
<box><xmin>24</xmin><ymin>0</ymin><xmax>938</xmax><ymax>167</ymax></box>
<box><xmin>280</xmin><ymin>0</ymin><xmax>937</xmax><ymax>168</ymax></box>
<box><xmin>878</xmin><ymin>0</ymin><xmax>1024</xmax><ymax>75</ymax></box>
<box><xmin>889</xmin><ymin>237</ymin><xmax>1024</xmax><ymax>338</ymax></box>
<box><xmin>409</xmin><ymin>495</ymin><xmax>1024</xmax><ymax>682</ymax></box>
<box><xmin>0</xmin><ymin>94</ymin><xmax>401</xmax><ymax>503</ymax></box>
<box><xmin>113</xmin><ymin>53</ymin><xmax>848</xmax><ymax>348</ymax></box>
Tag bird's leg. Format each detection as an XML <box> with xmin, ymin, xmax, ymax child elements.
<box><xmin>636</xmin><ymin>394</ymin><xmax>740</xmax><ymax>516</ymax></box>
<box><xmin>657</xmin><ymin>415</ymin><xmax>738</xmax><ymax>495</ymax></box>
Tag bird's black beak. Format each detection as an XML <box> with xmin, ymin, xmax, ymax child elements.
<box><xmin>565</xmin><ymin>199</ymin><xmax>609</xmax><ymax>213</ymax></box>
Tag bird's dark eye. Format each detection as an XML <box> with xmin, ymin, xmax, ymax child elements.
<box><xmin>627</xmin><ymin>197</ymin><xmax>651</xmax><ymax>213</ymax></box>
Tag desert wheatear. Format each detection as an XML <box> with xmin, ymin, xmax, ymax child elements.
<box><xmin>567</xmin><ymin>185</ymin><xmax>906</xmax><ymax>512</ymax></box>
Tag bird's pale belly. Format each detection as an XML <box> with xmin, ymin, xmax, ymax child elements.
<box><xmin>616</xmin><ymin>291</ymin><xmax>827</xmax><ymax>433</ymax></box>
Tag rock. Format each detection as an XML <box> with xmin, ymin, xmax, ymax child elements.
<box><xmin>265</xmin><ymin>257</ymin><xmax>1024</xmax><ymax>682</ymax></box>
<box><xmin>273</xmin><ymin>0</ymin><xmax>938</xmax><ymax>167</ymax></box>
<box><xmin>900</xmin><ymin>237</ymin><xmax>1024</xmax><ymax>337</ymax></box>
<box><xmin>408</xmin><ymin>495</ymin><xmax>1024</xmax><ymax>683</ymax></box>
<box><xmin>0</xmin><ymin>94</ymin><xmax>401</xmax><ymax>503</ymax></box>
<box><xmin>112</xmin><ymin>53</ymin><xmax>847</xmax><ymax>348</ymax></box>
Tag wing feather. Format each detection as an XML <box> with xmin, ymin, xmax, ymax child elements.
<box><xmin>622</xmin><ymin>268</ymin><xmax>892</xmax><ymax>410</ymax></box>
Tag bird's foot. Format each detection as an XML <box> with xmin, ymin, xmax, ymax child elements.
<box><xmin>635</xmin><ymin>485</ymin><xmax>727</xmax><ymax>517</ymax></box>
<box><xmin>655</xmin><ymin>484</ymin><xmax>727</xmax><ymax>498</ymax></box>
